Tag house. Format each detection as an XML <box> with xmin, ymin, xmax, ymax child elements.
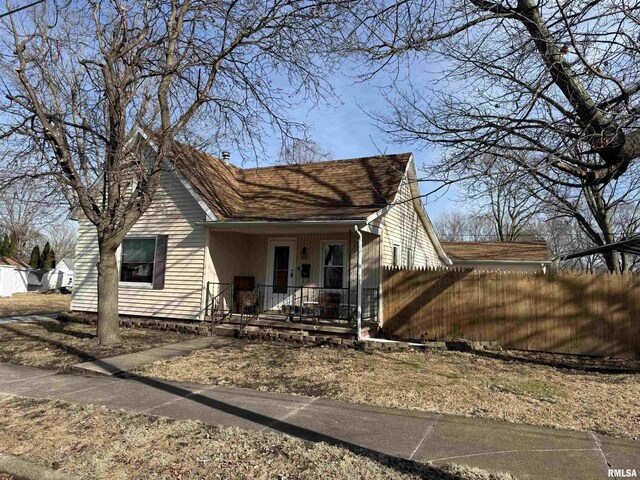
<box><xmin>441</xmin><ymin>241</ymin><xmax>552</xmax><ymax>273</ymax></box>
<box><xmin>53</xmin><ymin>259</ymin><xmax>75</xmax><ymax>290</ymax></box>
<box><xmin>71</xmin><ymin>135</ymin><xmax>450</xmax><ymax>335</ymax></box>
<box><xmin>0</xmin><ymin>256</ymin><xmax>29</xmax><ymax>297</ymax></box>
<box><xmin>28</xmin><ymin>259</ymin><xmax>75</xmax><ymax>292</ymax></box>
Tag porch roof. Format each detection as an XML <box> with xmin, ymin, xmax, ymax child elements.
<box><xmin>200</xmin><ymin>219</ymin><xmax>380</xmax><ymax>235</ymax></box>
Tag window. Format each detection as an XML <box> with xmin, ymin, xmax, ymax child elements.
<box><xmin>407</xmin><ymin>247</ymin><xmax>414</xmax><ymax>268</ymax></box>
<box><xmin>120</xmin><ymin>238</ymin><xmax>156</xmax><ymax>284</ymax></box>
<box><xmin>322</xmin><ymin>243</ymin><xmax>345</xmax><ymax>288</ymax></box>
<box><xmin>392</xmin><ymin>244</ymin><xmax>400</xmax><ymax>267</ymax></box>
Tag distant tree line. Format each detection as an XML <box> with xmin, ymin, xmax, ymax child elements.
<box><xmin>0</xmin><ymin>231</ymin><xmax>57</xmax><ymax>269</ymax></box>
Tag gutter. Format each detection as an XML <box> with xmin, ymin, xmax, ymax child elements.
<box><xmin>199</xmin><ymin>219</ymin><xmax>368</xmax><ymax>228</ymax></box>
<box><xmin>450</xmin><ymin>259</ymin><xmax>552</xmax><ymax>265</ymax></box>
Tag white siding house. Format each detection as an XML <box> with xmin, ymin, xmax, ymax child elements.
<box><xmin>71</xmin><ymin>139</ymin><xmax>450</xmax><ymax>326</ymax></box>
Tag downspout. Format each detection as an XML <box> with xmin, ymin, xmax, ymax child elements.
<box><xmin>354</xmin><ymin>225</ymin><xmax>363</xmax><ymax>341</ymax></box>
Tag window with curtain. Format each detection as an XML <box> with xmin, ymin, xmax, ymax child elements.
<box><xmin>120</xmin><ymin>238</ymin><xmax>156</xmax><ymax>283</ymax></box>
<box><xmin>322</xmin><ymin>243</ymin><xmax>344</xmax><ymax>288</ymax></box>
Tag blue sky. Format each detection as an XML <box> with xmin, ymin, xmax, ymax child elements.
<box><xmin>250</xmin><ymin>67</ymin><xmax>460</xmax><ymax>218</ymax></box>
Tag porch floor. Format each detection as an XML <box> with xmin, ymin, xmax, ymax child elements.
<box><xmin>221</xmin><ymin>314</ymin><xmax>376</xmax><ymax>339</ymax></box>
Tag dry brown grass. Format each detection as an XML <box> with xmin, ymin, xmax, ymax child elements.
<box><xmin>0</xmin><ymin>292</ymin><xmax>70</xmax><ymax>317</ymax></box>
<box><xmin>136</xmin><ymin>341</ymin><xmax>640</xmax><ymax>439</ymax></box>
<box><xmin>0</xmin><ymin>396</ymin><xmax>516</xmax><ymax>480</ymax></box>
<box><xmin>0</xmin><ymin>321</ymin><xmax>195</xmax><ymax>370</ymax></box>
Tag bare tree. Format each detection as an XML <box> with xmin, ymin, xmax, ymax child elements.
<box><xmin>459</xmin><ymin>156</ymin><xmax>542</xmax><ymax>241</ymax></box>
<box><xmin>278</xmin><ymin>137</ymin><xmax>333</xmax><ymax>165</ymax></box>
<box><xmin>46</xmin><ymin>221</ymin><xmax>77</xmax><ymax>262</ymax></box>
<box><xmin>0</xmin><ymin>0</ymin><xmax>351</xmax><ymax>344</ymax></box>
<box><xmin>528</xmin><ymin>160</ymin><xmax>640</xmax><ymax>272</ymax></box>
<box><xmin>0</xmin><ymin>178</ymin><xmax>65</xmax><ymax>259</ymax></box>
<box><xmin>433</xmin><ymin>210</ymin><xmax>495</xmax><ymax>241</ymax></box>
<box><xmin>350</xmin><ymin>0</ymin><xmax>640</xmax><ymax>185</ymax></box>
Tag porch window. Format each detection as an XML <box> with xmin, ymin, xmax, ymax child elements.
<box><xmin>322</xmin><ymin>243</ymin><xmax>345</xmax><ymax>289</ymax></box>
<box><xmin>407</xmin><ymin>247</ymin><xmax>414</xmax><ymax>268</ymax></box>
<box><xmin>120</xmin><ymin>238</ymin><xmax>156</xmax><ymax>284</ymax></box>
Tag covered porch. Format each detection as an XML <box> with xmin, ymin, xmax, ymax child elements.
<box><xmin>202</xmin><ymin>221</ymin><xmax>382</xmax><ymax>336</ymax></box>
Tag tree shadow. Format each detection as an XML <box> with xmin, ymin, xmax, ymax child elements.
<box><xmin>40</xmin><ymin>322</ymin><xmax>95</xmax><ymax>340</ymax></box>
<box><xmin>113</xmin><ymin>369</ymin><xmax>464</xmax><ymax>479</ymax></box>
<box><xmin>470</xmin><ymin>349</ymin><xmax>640</xmax><ymax>374</ymax></box>
<box><xmin>0</xmin><ymin>323</ymin><xmax>474</xmax><ymax>477</ymax></box>
<box><xmin>0</xmin><ymin>323</ymin><xmax>99</xmax><ymax>365</ymax></box>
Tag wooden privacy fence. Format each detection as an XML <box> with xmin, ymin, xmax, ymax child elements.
<box><xmin>382</xmin><ymin>267</ymin><xmax>640</xmax><ymax>359</ymax></box>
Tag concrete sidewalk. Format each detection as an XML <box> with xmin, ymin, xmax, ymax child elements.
<box><xmin>73</xmin><ymin>337</ymin><xmax>233</xmax><ymax>376</ymax></box>
<box><xmin>0</xmin><ymin>314</ymin><xmax>58</xmax><ymax>325</ymax></box>
<box><xmin>0</xmin><ymin>362</ymin><xmax>637</xmax><ymax>480</ymax></box>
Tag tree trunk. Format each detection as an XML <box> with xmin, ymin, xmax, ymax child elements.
<box><xmin>96</xmin><ymin>242</ymin><xmax>121</xmax><ymax>345</ymax></box>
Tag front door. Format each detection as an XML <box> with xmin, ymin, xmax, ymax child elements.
<box><xmin>265</xmin><ymin>239</ymin><xmax>296</xmax><ymax>312</ymax></box>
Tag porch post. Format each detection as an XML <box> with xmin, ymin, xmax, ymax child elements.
<box><xmin>354</xmin><ymin>225</ymin><xmax>363</xmax><ymax>340</ymax></box>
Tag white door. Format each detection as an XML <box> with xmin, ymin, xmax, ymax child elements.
<box><xmin>265</xmin><ymin>239</ymin><xmax>296</xmax><ymax>312</ymax></box>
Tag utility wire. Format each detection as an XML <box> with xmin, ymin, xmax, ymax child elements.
<box><xmin>0</xmin><ymin>0</ymin><xmax>44</xmax><ymax>19</ymax></box>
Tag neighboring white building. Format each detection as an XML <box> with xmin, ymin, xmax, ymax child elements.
<box><xmin>0</xmin><ymin>256</ymin><xmax>30</xmax><ymax>297</ymax></box>
<box><xmin>54</xmin><ymin>259</ymin><xmax>75</xmax><ymax>290</ymax></box>
<box><xmin>29</xmin><ymin>259</ymin><xmax>75</xmax><ymax>291</ymax></box>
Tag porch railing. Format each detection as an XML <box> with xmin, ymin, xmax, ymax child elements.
<box><xmin>206</xmin><ymin>282</ymin><xmax>379</xmax><ymax>326</ymax></box>
<box><xmin>205</xmin><ymin>282</ymin><xmax>234</xmax><ymax>329</ymax></box>
<box><xmin>362</xmin><ymin>287</ymin><xmax>379</xmax><ymax>321</ymax></box>
<box><xmin>258</xmin><ymin>284</ymin><xmax>356</xmax><ymax>323</ymax></box>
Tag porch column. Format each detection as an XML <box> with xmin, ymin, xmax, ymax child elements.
<box><xmin>354</xmin><ymin>225</ymin><xmax>363</xmax><ymax>340</ymax></box>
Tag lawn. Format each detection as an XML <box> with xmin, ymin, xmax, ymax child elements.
<box><xmin>0</xmin><ymin>292</ymin><xmax>70</xmax><ymax>317</ymax></box>
<box><xmin>0</xmin><ymin>321</ymin><xmax>195</xmax><ymax>370</ymax></box>
<box><xmin>136</xmin><ymin>341</ymin><xmax>640</xmax><ymax>439</ymax></box>
<box><xmin>0</xmin><ymin>395</ymin><xmax>515</xmax><ymax>480</ymax></box>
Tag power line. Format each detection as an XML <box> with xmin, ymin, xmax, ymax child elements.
<box><xmin>0</xmin><ymin>0</ymin><xmax>44</xmax><ymax>19</ymax></box>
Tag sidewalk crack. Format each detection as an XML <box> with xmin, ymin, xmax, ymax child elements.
<box><xmin>260</xmin><ymin>397</ymin><xmax>318</xmax><ymax>432</ymax></box>
<box><xmin>410</xmin><ymin>412</ymin><xmax>442</xmax><ymax>460</ymax></box>
<box><xmin>590</xmin><ymin>432</ymin><xmax>616</xmax><ymax>479</ymax></box>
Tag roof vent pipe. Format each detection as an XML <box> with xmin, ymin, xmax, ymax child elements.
<box><xmin>221</xmin><ymin>151</ymin><xmax>230</xmax><ymax>164</ymax></box>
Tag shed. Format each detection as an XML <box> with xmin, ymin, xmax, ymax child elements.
<box><xmin>0</xmin><ymin>256</ymin><xmax>30</xmax><ymax>297</ymax></box>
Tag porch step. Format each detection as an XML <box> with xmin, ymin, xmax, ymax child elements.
<box><xmin>224</xmin><ymin>314</ymin><xmax>361</xmax><ymax>339</ymax></box>
<box><xmin>213</xmin><ymin>324</ymin><xmax>238</xmax><ymax>337</ymax></box>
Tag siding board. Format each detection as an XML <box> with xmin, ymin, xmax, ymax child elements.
<box><xmin>71</xmin><ymin>170</ymin><xmax>207</xmax><ymax>320</ymax></box>
<box><xmin>379</xmin><ymin>175</ymin><xmax>443</xmax><ymax>268</ymax></box>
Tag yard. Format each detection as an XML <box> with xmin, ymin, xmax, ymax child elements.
<box><xmin>0</xmin><ymin>321</ymin><xmax>195</xmax><ymax>371</ymax></box>
<box><xmin>0</xmin><ymin>395</ymin><xmax>514</xmax><ymax>480</ymax></box>
<box><xmin>136</xmin><ymin>341</ymin><xmax>640</xmax><ymax>439</ymax></box>
<box><xmin>0</xmin><ymin>292</ymin><xmax>70</xmax><ymax>317</ymax></box>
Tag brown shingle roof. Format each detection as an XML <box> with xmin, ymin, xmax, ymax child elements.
<box><xmin>442</xmin><ymin>241</ymin><xmax>550</xmax><ymax>262</ymax></box>
<box><xmin>0</xmin><ymin>256</ymin><xmax>30</xmax><ymax>268</ymax></box>
<box><xmin>170</xmin><ymin>143</ymin><xmax>410</xmax><ymax>221</ymax></box>
<box><xmin>169</xmin><ymin>142</ymin><xmax>244</xmax><ymax>219</ymax></box>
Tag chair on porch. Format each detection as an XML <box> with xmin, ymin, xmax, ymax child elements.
<box><xmin>238</xmin><ymin>290</ymin><xmax>259</xmax><ymax>331</ymax></box>
<box><xmin>318</xmin><ymin>292</ymin><xmax>341</xmax><ymax>320</ymax></box>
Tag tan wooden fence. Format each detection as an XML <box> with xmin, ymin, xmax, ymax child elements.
<box><xmin>381</xmin><ymin>267</ymin><xmax>640</xmax><ymax>358</ymax></box>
